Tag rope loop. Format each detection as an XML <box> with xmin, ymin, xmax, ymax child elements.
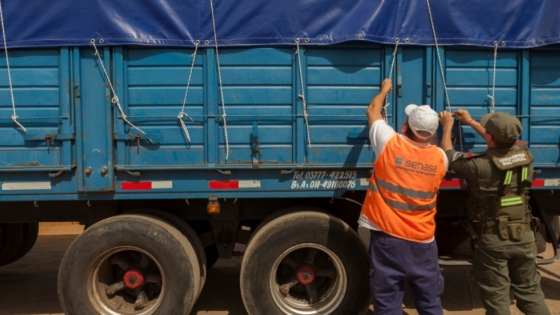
<box><xmin>0</xmin><ymin>0</ymin><xmax>26</xmax><ymax>132</ymax></box>
<box><xmin>178</xmin><ymin>41</ymin><xmax>199</xmax><ymax>144</ymax></box>
<box><xmin>209</xmin><ymin>0</ymin><xmax>230</xmax><ymax>160</ymax></box>
<box><xmin>295</xmin><ymin>39</ymin><xmax>312</xmax><ymax>148</ymax></box>
<box><xmin>91</xmin><ymin>40</ymin><xmax>146</xmax><ymax>135</ymax></box>
<box><xmin>487</xmin><ymin>41</ymin><xmax>498</xmax><ymax>113</ymax></box>
<box><xmin>383</xmin><ymin>39</ymin><xmax>400</xmax><ymax>122</ymax></box>
<box><xmin>426</xmin><ymin>0</ymin><xmax>462</xmax><ymax>152</ymax></box>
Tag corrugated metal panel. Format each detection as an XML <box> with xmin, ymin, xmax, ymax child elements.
<box><xmin>530</xmin><ymin>49</ymin><xmax>560</xmax><ymax>166</ymax></box>
<box><xmin>0</xmin><ymin>49</ymin><xmax>71</xmax><ymax>171</ymax></box>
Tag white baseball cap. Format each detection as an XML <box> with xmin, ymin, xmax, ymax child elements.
<box><xmin>405</xmin><ymin>104</ymin><xmax>439</xmax><ymax>140</ymax></box>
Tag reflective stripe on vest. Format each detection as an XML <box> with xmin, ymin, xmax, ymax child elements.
<box><xmin>368</xmin><ymin>181</ymin><xmax>437</xmax><ymax>211</ymax></box>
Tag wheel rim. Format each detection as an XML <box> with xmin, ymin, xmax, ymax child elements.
<box><xmin>269</xmin><ymin>243</ymin><xmax>347</xmax><ymax>315</ymax></box>
<box><xmin>87</xmin><ymin>246</ymin><xmax>165</xmax><ymax>315</ymax></box>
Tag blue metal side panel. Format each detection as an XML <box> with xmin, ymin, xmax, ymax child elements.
<box><xmin>216</xmin><ymin>48</ymin><xmax>295</xmax><ymax>165</ymax></box>
<box><xmin>530</xmin><ymin>49</ymin><xmax>560</xmax><ymax>167</ymax></box>
<box><xmin>0</xmin><ymin>49</ymin><xmax>72</xmax><ymax>171</ymax></box>
<box><xmin>122</xmin><ymin>48</ymin><xmax>206</xmax><ymax>167</ymax></box>
<box><xmin>442</xmin><ymin>48</ymin><xmax>521</xmax><ymax>152</ymax></box>
<box><xmin>305</xmin><ymin>47</ymin><xmax>381</xmax><ymax>166</ymax></box>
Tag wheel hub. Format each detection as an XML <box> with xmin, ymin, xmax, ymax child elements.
<box><xmin>296</xmin><ymin>264</ymin><xmax>316</xmax><ymax>285</ymax></box>
<box><xmin>123</xmin><ymin>269</ymin><xmax>144</xmax><ymax>289</ymax></box>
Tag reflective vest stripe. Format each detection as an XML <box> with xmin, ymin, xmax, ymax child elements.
<box><xmin>504</xmin><ymin>170</ymin><xmax>513</xmax><ymax>185</ymax></box>
<box><xmin>368</xmin><ymin>182</ymin><xmax>437</xmax><ymax>211</ymax></box>
<box><xmin>501</xmin><ymin>196</ymin><xmax>523</xmax><ymax>206</ymax></box>
<box><xmin>371</xmin><ymin>176</ymin><xmax>437</xmax><ymax>199</ymax></box>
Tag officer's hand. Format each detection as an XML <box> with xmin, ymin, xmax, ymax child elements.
<box><xmin>453</xmin><ymin>109</ymin><xmax>472</xmax><ymax>125</ymax></box>
<box><xmin>380</xmin><ymin>79</ymin><xmax>392</xmax><ymax>94</ymax></box>
<box><xmin>439</xmin><ymin>111</ymin><xmax>455</xmax><ymax>129</ymax></box>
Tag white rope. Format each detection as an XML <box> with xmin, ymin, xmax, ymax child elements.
<box><xmin>383</xmin><ymin>39</ymin><xmax>399</xmax><ymax>122</ymax></box>
<box><xmin>487</xmin><ymin>41</ymin><xmax>498</xmax><ymax>113</ymax></box>
<box><xmin>0</xmin><ymin>0</ymin><xmax>26</xmax><ymax>132</ymax></box>
<box><xmin>91</xmin><ymin>40</ymin><xmax>145</xmax><ymax>135</ymax></box>
<box><xmin>209</xmin><ymin>0</ymin><xmax>230</xmax><ymax>160</ymax></box>
<box><xmin>295</xmin><ymin>39</ymin><xmax>312</xmax><ymax>148</ymax></box>
<box><xmin>178</xmin><ymin>41</ymin><xmax>199</xmax><ymax>143</ymax></box>
<box><xmin>426</xmin><ymin>0</ymin><xmax>451</xmax><ymax>112</ymax></box>
<box><xmin>426</xmin><ymin>0</ymin><xmax>462</xmax><ymax>152</ymax></box>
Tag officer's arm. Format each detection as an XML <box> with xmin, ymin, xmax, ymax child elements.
<box><xmin>453</xmin><ymin>109</ymin><xmax>487</xmax><ymax>138</ymax></box>
<box><xmin>367</xmin><ymin>79</ymin><xmax>392</xmax><ymax>127</ymax></box>
<box><xmin>439</xmin><ymin>111</ymin><xmax>454</xmax><ymax>151</ymax></box>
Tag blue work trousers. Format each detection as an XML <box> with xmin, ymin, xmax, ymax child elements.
<box><xmin>369</xmin><ymin>231</ymin><xmax>444</xmax><ymax>315</ymax></box>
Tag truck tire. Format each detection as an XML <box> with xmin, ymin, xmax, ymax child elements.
<box><xmin>5</xmin><ymin>222</ymin><xmax>39</xmax><ymax>265</ymax></box>
<box><xmin>58</xmin><ymin>214</ymin><xmax>200</xmax><ymax>315</ymax></box>
<box><xmin>240</xmin><ymin>211</ymin><xmax>370</xmax><ymax>315</ymax></box>
<box><xmin>0</xmin><ymin>223</ymin><xmax>24</xmax><ymax>267</ymax></box>
<box><xmin>127</xmin><ymin>209</ymin><xmax>207</xmax><ymax>294</ymax></box>
<box><xmin>248</xmin><ymin>206</ymin><xmax>328</xmax><ymax>244</ymax></box>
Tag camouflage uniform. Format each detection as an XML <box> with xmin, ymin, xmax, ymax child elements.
<box><xmin>446</xmin><ymin>112</ymin><xmax>550</xmax><ymax>315</ymax></box>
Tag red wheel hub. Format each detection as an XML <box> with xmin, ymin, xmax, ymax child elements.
<box><xmin>296</xmin><ymin>264</ymin><xmax>316</xmax><ymax>285</ymax></box>
<box><xmin>123</xmin><ymin>269</ymin><xmax>144</xmax><ymax>289</ymax></box>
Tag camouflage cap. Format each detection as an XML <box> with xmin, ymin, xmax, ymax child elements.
<box><xmin>480</xmin><ymin>112</ymin><xmax>522</xmax><ymax>144</ymax></box>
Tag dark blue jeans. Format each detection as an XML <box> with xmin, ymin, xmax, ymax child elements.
<box><xmin>369</xmin><ymin>231</ymin><xmax>444</xmax><ymax>315</ymax></box>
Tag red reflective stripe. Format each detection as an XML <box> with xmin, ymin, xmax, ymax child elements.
<box><xmin>440</xmin><ymin>178</ymin><xmax>465</xmax><ymax>188</ymax></box>
<box><xmin>209</xmin><ymin>181</ymin><xmax>239</xmax><ymax>189</ymax></box>
<box><xmin>532</xmin><ymin>179</ymin><xmax>544</xmax><ymax>187</ymax></box>
<box><xmin>122</xmin><ymin>182</ymin><xmax>152</xmax><ymax>190</ymax></box>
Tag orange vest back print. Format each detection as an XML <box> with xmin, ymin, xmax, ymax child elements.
<box><xmin>361</xmin><ymin>134</ymin><xmax>447</xmax><ymax>242</ymax></box>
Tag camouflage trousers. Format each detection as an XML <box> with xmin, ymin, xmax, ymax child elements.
<box><xmin>473</xmin><ymin>240</ymin><xmax>550</xmax><ymax>315</ymax></box>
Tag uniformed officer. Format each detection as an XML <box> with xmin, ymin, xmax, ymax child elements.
<box><xmin>439</xmin><ymin>109</ymin><xmax>550</xmax><ymax>315</ymax></box>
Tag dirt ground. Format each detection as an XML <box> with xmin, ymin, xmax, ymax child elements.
<box><xmin>0</xmin><ymin>223</ymin><xmax>559</xmax><ymax>315</ymax></box>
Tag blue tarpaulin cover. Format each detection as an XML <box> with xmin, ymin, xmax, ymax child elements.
<box><xmin>1</xmin><ymin>0</ymin><xmax>559</xmax><ymax>48</ymax></box>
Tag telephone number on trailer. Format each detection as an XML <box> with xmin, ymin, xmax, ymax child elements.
<box><xmin>290</xmin><ymin>180</ymin><xmax>357</xmax><ymax>189</ymax></box>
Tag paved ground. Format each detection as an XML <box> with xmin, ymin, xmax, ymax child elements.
<box><xmin>0</xmin><ymin>224</ymin><xmax>559</xmax><ymax>315</ymax></box>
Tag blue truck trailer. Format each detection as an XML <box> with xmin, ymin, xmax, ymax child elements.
<box><xmin>0</xmin><ymin>0</ymin><xmax>559</xmax><ymax>314</ymax></box>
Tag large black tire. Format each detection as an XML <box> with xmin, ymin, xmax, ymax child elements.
<box><xmin>6</xmin><ymin>222</ymin><xmax>39</xmax><ymax>265</ymax></box>
<box><xmin>127</xmin><ymin>209</ymin><xmax>207</xmax><ymax>294</ymax></box>
<box><xmin>58</xmin><ymin>214</ymin><xmax>200</xmax><ymax>315</ymax></box>
<box><xmin>0</xmin><ymin>223</ymin><xmax>24</xmax><ymax>267</ymax></box>
<box><xmin>240</xmin><ymin>211</ymin><xmax>371</xmax><ymax>315</ymax></box>
<box><xmin>247</xmin><ymin>206</ymin><xmax>328</xmax><ymax>244</ymax></box>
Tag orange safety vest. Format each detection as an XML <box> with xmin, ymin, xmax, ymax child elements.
<box><xmin>361</xmin><ymin>134</ymin><xmax>446</xmax><ymax>242</ymax></box>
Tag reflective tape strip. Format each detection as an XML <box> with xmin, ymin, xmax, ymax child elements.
<box><xmin>121</xmin><ymin>181</ymin><xmax>172</xmax><ymax>190</ymax></box>
<box><xmin>360</xmin><ymin>178</ymin><xmax>369</xmax><ymax>186</ymax></box>
<box><xmin>504</xmin><ymin>170</ymin><xmax>513</xmax><ymax>185</ymax></box>
<box><xmin>151</xmin><ymin>181</ymin><xmax>173</xmax><ymax>189</ymax></box>
<box><xmin>2</xmin><ymin>182</ymin><xmax>51</xmax><ymax>190</ymax></box>
<box><xmin>529</xmin><ymin>179</ymin><xmax>560</xmax><ymax>187</ymax></box>
<box><xmin>440</xmin><ymin>178</ymin><xmax>466</xmax><ymax>188</ymax></box>
<box><xmin>375</xmin><ymin>177</ymin><xmax>436</xmax><ymax>199</ymax></box>
<box><xmin>368</xmin><ymin>182</ymin><xmax>436</xmax><ymax>212</ymax></box>
<box><xmin>501</xmin><ymin>196</ymin><xmax>523</xmax><ymax>207</ymax></box>
<box><xmin>522</xmin><ymin>166</ymin><xmax>528</xmax><ymax>182</ymax></box>
<box><xmin>238</xmin><ymin>180</ymin><xmax>261</xmax><ymax>188</ymax></box>
<box><xmin>209</xmin><ymin>180</ymin><xmax>261</xmax><ymax>189</ymax></box>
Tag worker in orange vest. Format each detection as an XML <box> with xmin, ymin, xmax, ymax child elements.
<box><xmin>359</xmin><ymin>78</ymin><xmax>448</xmax><ymax>315</ymax></box>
